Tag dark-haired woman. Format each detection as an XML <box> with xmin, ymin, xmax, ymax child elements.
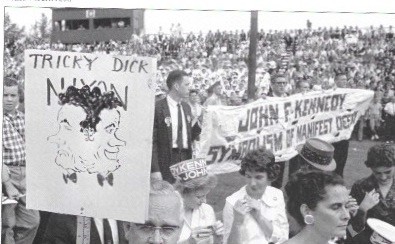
<box><xmin>284</xmin><ymin>170</ymin><xmax>350</xmax><ymax>244</ymax></box>
<box><xmin>349</xmin><ymin>143</ymin><xmax>395</xmax><ymax>244</ymax></box>
<box><xmin>222</xmin><ymin>148</ymin><xmax>289</xmax><ymax>244</ymax></box>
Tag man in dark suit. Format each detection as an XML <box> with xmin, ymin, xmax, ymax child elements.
<box><xmin>151</xmin><ymin>70</ymin><xmax>193</xmax><ymax>183</ymax></box>
<box><xmin>42</xmin><ymin>213</ymin><xmax>127</xmax><ymax>244</ymax></box>
<box><xmin>332</xmin><ymin>73</ymin><xmax>350</xmax><ymax>177</ymax></box>
<box><xmin>266</xmin><ymin>73</ymin><xmax>290</xmax><ymax>189</ymax></box>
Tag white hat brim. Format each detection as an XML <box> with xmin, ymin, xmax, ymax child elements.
<box><xmin>367</xmin><ymin>218</ymin><xmax>395</xmax><ymax>242</ymax></box>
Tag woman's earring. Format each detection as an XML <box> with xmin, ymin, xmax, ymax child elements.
<box><xmin>304</xmin><ymin>214</ymin><xmax>315</xmax><ymax>225</ymax></box>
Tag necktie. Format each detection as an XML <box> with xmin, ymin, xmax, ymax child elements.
<box><xmin>103</xmin><ymin>219</ymin><xmax>113</xmax><ymax>244</ymax></box>
<box><xmin>177</xmin><ymin>103</ymin><xmax>183</xmax><ymax>149</ymax></box>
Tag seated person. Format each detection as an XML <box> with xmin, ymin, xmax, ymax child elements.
<box><xmin>171</xmin><ymin>158</ymin><xmax>224</xmax><ymax>243</ymax></box>
<box><xmin>349</xmin><ymin>143</ymin><xmax>395</xmax><ymax>244</ymax></box>
<box><xmin>284</xmin><ymin>171</ymin><xmax>351</xmax><ymax>244</ymax></box>
<box><xmin>223</xmin><ymin>148</ymin><xmax>289</xmax><ymax>244</ymax></box>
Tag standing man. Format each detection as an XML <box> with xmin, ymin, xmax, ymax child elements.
<box><xmin>2</xmin><ymin>77</ymin><xmax>40</xmax><ymax>243</ymax></box>
<box><xmin>151</xmin><ymin>70</ymin><xmax>193</xmax><ymax>183</ymax></box>
<box><xmin>333</xmin><ymin>73</ymin><xmax>350</xmax><ymax>177</ymax></box>
<box><xmin>266</xmin><ymin>74</ymin><xmax>289</xmax><ymax>189</ymax></box>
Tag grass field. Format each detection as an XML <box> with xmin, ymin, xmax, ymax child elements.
<box><xmin>207</xmin><ymin>139</ymin><xmax>378</xmax><ymax>216</ymax></box>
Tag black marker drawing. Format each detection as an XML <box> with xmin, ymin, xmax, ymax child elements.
<box><xmin>48</xmin><ymin>85</ymin><xmax>126</xmax><ymax>186</ymax></box>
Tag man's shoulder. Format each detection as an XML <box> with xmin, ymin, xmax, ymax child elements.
<box><xmin>155</xmin><ymin>97</ymin><xmax>168</xmax><ymax>112</ymax></box>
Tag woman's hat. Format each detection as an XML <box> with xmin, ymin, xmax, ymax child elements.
<box><xmin>296</xmin><ymin>138</ymin><xmax>336</xmax><ymax>171</ymax></box>
<box><xmin>169</xmin><ymin>158</ymin><xmax>208</xmax><ymax>182</ymax></box>
<box><xmin>367</xmin><ymin>218</ymin><xmax>395</xmax><ymax>243</ymax></box>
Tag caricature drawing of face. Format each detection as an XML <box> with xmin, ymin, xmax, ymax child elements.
<box><xmin>48</xmin><ymin>104</ymin><xmax>126</xmax><ymax>175</ymax></box>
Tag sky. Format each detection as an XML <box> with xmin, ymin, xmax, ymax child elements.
<box><xmin>5</xmin><ymin>0</ymin><xmax>395</xmax><ymax>34</ymax></box>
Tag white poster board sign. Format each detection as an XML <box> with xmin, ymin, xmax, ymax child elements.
<box><xmin>25</xmin><ymin>49</ymin><xmax>156</xmax><ymax>223</ymax></box>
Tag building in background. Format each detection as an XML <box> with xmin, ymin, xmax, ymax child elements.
<box><xmin>51</xmin><ymin>8</ymin><xmax>144</xmax><ymax>44</ymax></box>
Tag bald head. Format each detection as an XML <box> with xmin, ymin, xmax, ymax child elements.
<box><xmin>124</xmin><ymin>180</ymin><xmax>183</xmax><ymax>244</ymax></box>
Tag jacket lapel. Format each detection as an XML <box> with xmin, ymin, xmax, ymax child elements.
<box><xmin>90</xmin><ymin>219</ymin><xmax>102</xmax><ymax>244</ymax></box>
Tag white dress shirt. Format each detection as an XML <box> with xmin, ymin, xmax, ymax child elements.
<box><xmin>93</xmin><ymin>218</ymin><xmax>119</xmax><ymax>244</ymax></box>
<box><xmin>384</xmin><ymin>102</ymin><xmax>395</xmax><ymax>116</ymax></box>
<box><xmin>167</xmin><ymin>96</ymin><xmax>188</xmax><ymax>149</ymax></box>
<box><xmin>223</xmin><ymin>186</ymin><xmax>289</xmax><ymax>244</ymax></box>
<box><xmin>189</xmin><ymin>102</ymin><xmax>203</xmax><ymax>126</ymax></box>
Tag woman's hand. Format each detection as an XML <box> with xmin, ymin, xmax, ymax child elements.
<box><xmin>359</xmin><ymin>189</ymin><xmax>380</xmax><ymax>212</ymax></box>
<box><xmin>245</xmin><ymin>198</ymin><xmax>261</xmax><ymax>214</ymax></box>
<box><xmin>213</xmin><ymin>220</ymin><xmax>224</xmax><ymax>236</ymax></box>
<box><xmin>190</xmin><ymin>226</ymin><xmax>214</xmax><ymax>244</ymax></box>
<box><xmin>233</xmin><ymin>199</ymin><xmax>251</xmax><ymax>224</ymax></box>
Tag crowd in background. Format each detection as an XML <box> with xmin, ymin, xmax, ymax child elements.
<box><xmin>4</xmin><ymin>23</ymin><xmax>395</xmax><ymax>140</ymax></box>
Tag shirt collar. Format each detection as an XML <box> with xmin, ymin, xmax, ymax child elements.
<box><xmin>167</xmin><ymin>95</ymin><xmax>180</xmax><ymax>107</ymax></box>
<box><xmin>4</xmin><ymin>110</ymin><xmax>23</xmax><ymax>120</ymax></box>
<box><xmin>241</xmin><ymin>186</ymin><xmax>278</xmax><ymax>207</ymax></box>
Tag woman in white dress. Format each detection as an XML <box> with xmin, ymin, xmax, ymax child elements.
<box><xmin>171</xmin><ymin>159</ymin><xmax>224</xmax><ymax>244</ymax></box>
<box><xmin>223</xmin><ymin>148</ymin><xmax>289</xmax><ymax>244</ymax></box>
<box><xmin>283</xmin><ymin>171</ymin><xmax>351</xmax><ymax>244</ymax></box>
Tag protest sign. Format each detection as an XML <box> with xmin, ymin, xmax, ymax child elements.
<box><xmin>25</xmin><ymin>49</ymin><xmax>156</xmax><ymax>223</ymax></box>
<box><xmin>198</xmin><ymin>89</ymin><xmax>374</xmax><ymax>174</ymax></box>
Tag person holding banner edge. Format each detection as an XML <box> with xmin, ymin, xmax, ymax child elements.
<box><xmin>151</xmin><ymin>70</ymin><xmax>194</xmax><ymax>183</ymax></box>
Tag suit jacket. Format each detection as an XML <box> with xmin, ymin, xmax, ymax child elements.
<box><xmin>42</xmin><ymin>213</ymin><xmax>128</xmax><ymax>244</ymax></box>
<box><xmin>151</xmin><ymin>97</ymin><xmax>193</xmax><ymax>182</ymax></box>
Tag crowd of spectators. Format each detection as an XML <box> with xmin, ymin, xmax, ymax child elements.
<box><xmin>4</xmin><ymin>23</ymin><xmax>395</xmax><ymax>138</ymax></box>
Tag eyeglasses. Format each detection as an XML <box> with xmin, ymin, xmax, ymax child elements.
<box><xmin>274</xmin><ymin>82</ymin><xmax>287</xmax><ymax>86</ymax></box>
<box><xmin>134</xmin><ymin>223</ymin><xmax>180</xmax><ymax>237</ymax></box>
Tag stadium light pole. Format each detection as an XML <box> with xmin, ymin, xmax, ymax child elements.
<box><xmin>247</xmin><ymin>10</ymin><xmax>258</xmax><ymax>101</ymax></box>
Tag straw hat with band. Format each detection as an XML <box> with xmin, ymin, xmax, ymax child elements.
<box><xmin>296</xmin><ymin>138</ymin><xmax>336</xmax><ymax>171</ymax></box>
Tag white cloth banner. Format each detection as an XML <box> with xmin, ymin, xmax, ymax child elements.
<box><xmin>25</xmin><ymin>50</ymin><xmax>156</xmax><ymax>223</ymax></box>
<box><xmin>198</xmin><ymin>89</ymin><xmax>374</xmax><ymax>174</ymax></box>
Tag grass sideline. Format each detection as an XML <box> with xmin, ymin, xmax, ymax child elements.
<box><xmin>207</xmin><ymin>140</ymin><xmax>378</xmax><ymax>215</ymax></box>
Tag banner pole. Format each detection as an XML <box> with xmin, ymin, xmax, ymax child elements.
<box><xmin>76</xmin><ymin>216</ymin><xmax>91</xmax><ymax>244</ymax></box>
<box><xmin>247</xmin><ymin>10</ymin><xmax>258</xmax><ymax>101</ymax></box>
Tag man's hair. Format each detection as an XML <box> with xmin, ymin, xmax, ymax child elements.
<box><xmin>4</xmin><ymin>76</ymin><xmax>24</xmax><ymax>103</ymax></box>
<box><xmin>166</xmin><ymin>70</ymin><xmax>188</xmax><ymax>90</ymax></box>
<box><xmin>365</xmin><ymin>143</ymin><xmax>395</xmax><ymax>168</ymax></box>
<box><xmin>296</xmin><ymin>80</ymin><xmax>310</xmax><ymax>89</ymax></box>
<box><xmin>58</xmin><ymin>85</ymin><xmax>122</xmax><ymax>133</ymax></box>
<box><xmin>335</xmin><ymin>73</ymin><xmax>347</xmax><ymax>80</ymax></box>
<box><xmin>270</xmin><ymin>73</ymin><xmax>287</xmax><ymax>84</ymax></box>
<box><xmin>239</xmin><ymin>148</ymin><xmax>280</xmax><ymax>181</ymax></box>
<box><xmin>285</xmin><ymin>170</ymin><xmax>345</xmax><ymax>226</ymax></box>
<box><xmin>150</xmin><ymin>179</ymin><xmax>183</xmax><ymax>221</ymax></box>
